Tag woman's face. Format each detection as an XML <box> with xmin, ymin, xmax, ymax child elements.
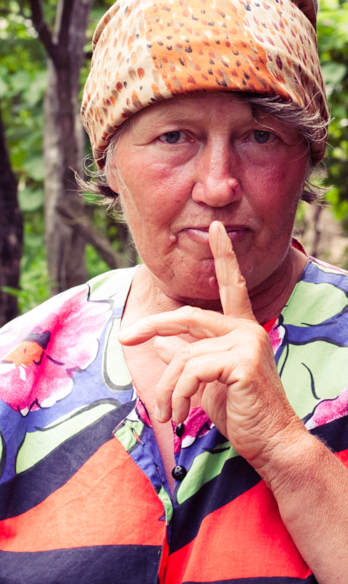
<box><xmin>108</xmin><ymin>93</ymin><xmax>309</xmax><ymax>303</ymax></box>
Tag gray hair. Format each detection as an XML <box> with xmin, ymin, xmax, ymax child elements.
<box><xmin>78</xmin><ymin>93</ymin><xmax>330</xmax><ymax>207</ymax></box>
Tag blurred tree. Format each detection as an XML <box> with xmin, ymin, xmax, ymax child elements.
<box><xmin>25</xmin><ymin>0</ymin><xmax>136</xmax><ymax>296</ymax></box>
<box><xmin>0</xmin><ymin>105</ymin><xmax>23</xmax><ymax>326</ymax></box>
<box><xmin>25</xmin><ymin>0</ymin><xmax>91</xmax><ymax>295</ymax></box>
<box><xmin>0</xmin><ymin>1</ymin><xmax>49</xmax><ymax>314</ymax></box>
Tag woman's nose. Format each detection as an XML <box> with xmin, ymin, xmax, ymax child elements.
<box><xmin>191</xmin><ymin>141</ymin><xmax>242</xmax><ymax>207</ymax></box>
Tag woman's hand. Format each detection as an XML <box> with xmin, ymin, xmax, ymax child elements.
<box><xmin>118</xmin><ymin>221</ymin><xmax>305</xmax><ymax>470</ymax></box>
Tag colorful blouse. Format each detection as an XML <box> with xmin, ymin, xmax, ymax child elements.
<box><xmin>0</xmin><ymin>257</ymin><xmax>348</xmax><ymax>584</ymax></box>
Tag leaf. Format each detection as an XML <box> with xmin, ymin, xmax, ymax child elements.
<box><xmin>321</xmin><ymin>62</ymin><xmax>347</xmax><ymax>86</ymax></box>
<box><xmin>23</xmin><ymin>70</ymin><xmax>47</xmax><ymax>106</ymax></box>
<box><xmin>25</xmin><ymin>234</ymin><xmax>43</xmax><ymax>248</ymax></box>
<box><xmin>0</xmin><ymin>77</ymin><xmax>8</xmax><ymax>98</ymax></box>
<box><xmin>18</xmin><ymin>187</ymin><xmax>44</xmax><ymax>212</ymax></box>
<box><xmin>10</xmin><ymin>70</ymin><xmax>31</xmax><ymax>93</ymax></box>
<box><xmin>22</xmin><ymin>156</ymin><xmax>45</xmax><ymax>181</ymax></box>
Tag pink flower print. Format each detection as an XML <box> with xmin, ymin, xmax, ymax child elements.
<box><xmin>0</xmin><ymin>285</ymin><xmax>111</xmax><ymax>416</ymax></box>
<box><xmin>264</xmin><ymin>317</ymin><xmax>284</xmax><ymax>356</ymax></box>
<box><xmin>305</xmin><ymin>385</ymin><xmax>348</xmax><ymax>431</ymax></box>
<box><xmin>136</xmin><ymin>398</ymin><xmax>152</xmax><ymax>427</ymax></box>
<box><xmin>173</xmin><ymin>407</ymin><xmax>214</xmax><ymax>454</ymax></box>
<box><xmin>120</xmin><ymin>398</ymin><xmax>152</xmax><ymax>428</ymax></box>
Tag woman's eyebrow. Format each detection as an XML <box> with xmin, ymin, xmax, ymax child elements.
<box><xmin>141</xmin><ymin>111</ymin><xmax>205</xmax><ymax>127</ymax></box>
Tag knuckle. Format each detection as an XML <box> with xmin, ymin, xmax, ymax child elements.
<box><xmin>184</xmin><ymin>356</ymin><xmax>200</xmax><ymax>377</ymax></box>
<box><xmin>257</xmin><ymin>326</ymin><xmax>273</xmax><ymax>347</ymax></box>
<box><xmin>227</xmin><ymin>247</ymin><xmax>237</xmax><ymax>261</ymax></box>
<box><xmin>155</xmin><ymin>384</ymin><xmax>173</xmax><ymax>402</ymax></box>
<box><xmin>236</xmin><ymin>273</ymin><xmax>247</xmax><ymax>288</ymax></box>
<box><xmin>180</xmin><ymin>305</ymin><xmax>203</xmax><ymax>322</ymax></box>
<box><xmin>176</xmin><ymin>342</ymin><xmax>194</xmax><ymax>361</ymax></box>
<box><xmin>145</xmin><ymin>314</ymin><xmax>160</xmax><ymax>329</ymax></box>
<box><xmin>250</xmin><ymin>329</ymin><xmax>274</xmax><ymax>363</ymax></box>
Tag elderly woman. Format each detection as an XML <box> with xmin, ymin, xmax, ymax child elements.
<box><xmin>0</xmin><ymin>0</ymin><xmax>348</xmax><ymax>583</ymax></box>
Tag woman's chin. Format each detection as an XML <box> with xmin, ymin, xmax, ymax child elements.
<box><xmin>162</xmin><ymin>262</ymin><xmax>223</xmax><ymax>305</ymax></box>
<box><xmin>170</xmin><ymin>283</ymin><xmax>223</xmax><ymax>309</ymax></box>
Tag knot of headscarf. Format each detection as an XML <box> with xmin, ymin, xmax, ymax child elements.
<box><xmin>81</xmin><ymin>0</ymin><xmax>328</xmax><ymax>167</ymax></box>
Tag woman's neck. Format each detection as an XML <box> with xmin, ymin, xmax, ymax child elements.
<box><xmin>249</xmin><ymin>246</ymin><xmax>308</xmax><ymax>324</ymax></box>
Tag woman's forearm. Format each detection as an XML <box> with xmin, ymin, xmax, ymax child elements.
<box><xmin>257</xmin><ymin>427</ymin><xmax>348</xmax><ymax>584</ymax></box>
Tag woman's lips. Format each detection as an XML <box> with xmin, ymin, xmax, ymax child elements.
<box><xmin>180</xmin><ymin>227</ymin><xmax>249</xmax><ymax>244</ymax></box>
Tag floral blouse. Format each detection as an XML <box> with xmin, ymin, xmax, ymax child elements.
<box><xmin>0</xmin><ymin>257</ymin><xmax>348</xmax><ymax>584</ymax></box>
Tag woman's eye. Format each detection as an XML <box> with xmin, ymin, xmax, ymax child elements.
<box><xmin>253</xmin><ymin>130</ymin><xmax>271</xmax><ymax>144</ymax></box>
<box><xmin>159</xmin><ymin>131</ymin><xmax>183</xmax><ymax>144</ymax></box>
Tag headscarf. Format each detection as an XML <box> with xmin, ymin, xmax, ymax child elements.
<box><xmin>81</xmin><ymin>0</ymin><xmax>328</xmax><ymax>167</ymax></box>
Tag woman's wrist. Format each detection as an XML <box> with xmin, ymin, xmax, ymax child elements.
<box><xmin>250</xmin><ymin>420</ymin><xmax>321</xmax><ymax>495</ymax></box>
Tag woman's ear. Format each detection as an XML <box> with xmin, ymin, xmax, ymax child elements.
<box><xmin>105</xmin><ymin>152</ymin><xmax>123</xmax><ymax>195</ymax></box>
<box><xmin>107</xmin><ymin>173</ymin><xmax>121</xmax><ymax>195</ymax></box>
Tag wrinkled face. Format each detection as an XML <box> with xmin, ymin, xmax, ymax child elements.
<box><xmin>108</xmin><ymin>93</ymin><xmax>309</xmax><ymax>303</ymax></box>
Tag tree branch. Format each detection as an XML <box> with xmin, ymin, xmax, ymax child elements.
<box><xmin>56</xmin><ymin>203</ymin><xmax>129</xmax><ymax>270</ymax></box>
<box><xmin>58</xmin><ymin>0</ymin><xmax>76</xmax><ymax>48</ymax></box>
<box><xmin>26</xmin><ymin>0</ymin><xmax>58</xmax><ymax>62</ymax></box>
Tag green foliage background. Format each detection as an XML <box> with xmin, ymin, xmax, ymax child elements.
<box><xmin>1</xmin><ymin>0</ymin><xmax>348</xmax><ymax>313</ymax></box>
<box><xmin>317</xmin><ymin>0</ymin><xmax>348</xmax><ymax>222</ymax></box>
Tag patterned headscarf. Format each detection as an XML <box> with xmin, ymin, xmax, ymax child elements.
<box><xmin>81</xmin><ymin>0</ymin><xmax>328</xmax><ymax>167</ymax></box>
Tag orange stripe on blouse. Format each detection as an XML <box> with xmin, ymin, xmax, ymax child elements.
<box><xmin>0</xmin><ymin>437</ymin><xmax>165</xmax><ymax>552</ymax></box>
<box><xmin>164</xmin><ymin>480</ymin><xmax>312</xmax><ymax>583</ymax></box>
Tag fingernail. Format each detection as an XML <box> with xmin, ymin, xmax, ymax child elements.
<box><xmin>155</xmin><ymin>405</ymin><xmax>164</xmax><ymax>422</ymax></box>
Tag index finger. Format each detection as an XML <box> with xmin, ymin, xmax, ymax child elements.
<box><xmin>209</xmin><ymin>221</ymin><xmax>255</xmax><ymax>320</ymax></box>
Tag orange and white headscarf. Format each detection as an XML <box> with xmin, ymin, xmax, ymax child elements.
<box><xmin>81</xmin><ymin>0</ymin><xmax>328</xmax><ymax>167</ymax></box>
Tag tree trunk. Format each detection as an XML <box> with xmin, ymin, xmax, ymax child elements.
<box><xmin>311</xmin><ymin>205</ymin><xmax>323</xmax><ymax>258</ymax></box>
<box><xmin>31</xmin><ymin>0</ymin><xmax>135</xmax><ymax>290</ymax></box>
<box><xmin>44</xmin><ymin>0</ymin><xmax>92</xmax><ymax>296</ymax></box>
<box><xmin>0</xmin><ymin>105</ymin><xmax>23</xmax><ymax>326</ymax></box>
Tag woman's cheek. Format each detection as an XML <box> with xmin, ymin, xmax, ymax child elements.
<box><xmin>144</xmin><ymin>172</ymin><xmax>194</xmax><ymax>218</ymax></box>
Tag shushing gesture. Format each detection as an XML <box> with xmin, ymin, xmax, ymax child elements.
<box><xmin>118</xmin><ymin>221</ymin><xmax>305</xmax><ymax>475</ymax></box>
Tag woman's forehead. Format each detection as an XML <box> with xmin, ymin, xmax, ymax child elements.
<box><xmin>130</xmin><ymin>93</ymin><xmax>253</xmax><ymax>126</ymax></box>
